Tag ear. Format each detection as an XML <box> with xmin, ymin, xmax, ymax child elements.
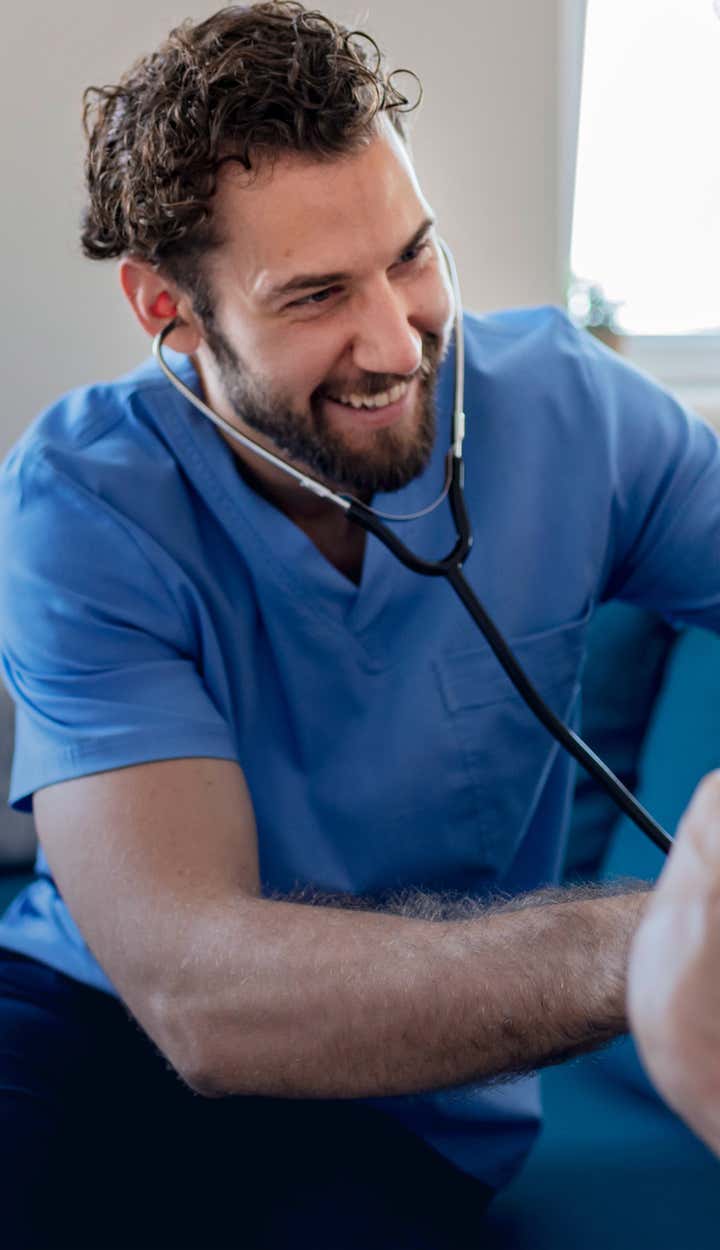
<box><xmin>119</xmin><ymin>258</ymin><xmax>203</xmax><ymax>354</ymax></box>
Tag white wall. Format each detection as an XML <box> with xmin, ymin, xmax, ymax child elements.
<box><xmin>0</xmin><ymin>0</ymin><xmax>582</xmax><ymax>454</ymax></box>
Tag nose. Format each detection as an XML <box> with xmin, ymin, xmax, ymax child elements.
<box><xmin>350</xmin><ymin>279</ymin><xmax>423</xmax><ymax>379</ymax></box>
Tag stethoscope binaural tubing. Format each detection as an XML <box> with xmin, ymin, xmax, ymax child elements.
<box><xmin>152</xmin><ymin>241</ymin><xmax>673</xmax><ymax>857</ymax></box>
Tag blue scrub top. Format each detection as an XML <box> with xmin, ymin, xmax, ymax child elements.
<box><xmin>2</xmin><ymin>307</ymin><xmax>720</xmax><ymax>1189</ymax></box>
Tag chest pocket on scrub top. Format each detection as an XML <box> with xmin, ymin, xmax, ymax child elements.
<box><xmin>433</xmin><ymin>612</ymin><xmax>589</xmax><ymax>879</ymax></box>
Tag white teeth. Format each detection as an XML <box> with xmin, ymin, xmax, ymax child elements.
<box><xmin>330</xmin><ymin>380</ymin><xmax>409</xmax><ymax>410</ymax></box>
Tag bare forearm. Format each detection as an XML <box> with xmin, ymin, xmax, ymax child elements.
<box><xmin>148</xmin><ymin>883</ymin><xmax>648</xmax><ymax>1098</ymax></box>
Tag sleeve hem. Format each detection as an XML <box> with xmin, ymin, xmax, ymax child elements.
<box><xmin>9</xmin><ymin>729</ymin><xmax>240</xmax><ymax>812</ymax></box>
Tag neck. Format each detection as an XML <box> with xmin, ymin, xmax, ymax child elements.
<box><xmin>194</xmin><ymin>358</ymin><xmax>368</xmax><ymax>583</ymax></box>
<box><xmin>230</xmin><ymin>449</ymin><xmax>367</xmax><ymax>583</ymax></box>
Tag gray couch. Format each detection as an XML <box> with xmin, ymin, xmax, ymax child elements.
<box><xmin>0</xmin><ymin>679</ymin><xmax>36</xmax><ymax>867</ymax></box>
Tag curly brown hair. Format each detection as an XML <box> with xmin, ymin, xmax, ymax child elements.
<box><xmin>81</xmin><ymin>2</ymin><xmax>420</xmax><ymax>294</ymax></box>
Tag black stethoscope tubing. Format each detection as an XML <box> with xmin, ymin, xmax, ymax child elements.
<box><xmin>347</xmin><ymin>454</ymin><xmax>672</xmax><ymax>855</ymax></box>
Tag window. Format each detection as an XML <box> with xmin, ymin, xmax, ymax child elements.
<box><xmin>572</xmin><ymin>0</ymin><xmax>720</xmax><ymax>337</ymax></box>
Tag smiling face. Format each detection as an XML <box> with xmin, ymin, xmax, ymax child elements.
<box><xmin>190</xmin><ymin>120</ymin><xmax>455</xmax><ymax>496</ymax></box>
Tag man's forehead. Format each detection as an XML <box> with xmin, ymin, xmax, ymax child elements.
<box><xmin>211</xmin><ymin>124</ymin><xmax>431</xmax><ymax>298</ymax></box>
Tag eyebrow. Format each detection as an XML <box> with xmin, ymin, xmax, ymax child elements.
<box><xmin>262</xmin><ymin>217</ymin><xmax>436</xmax><ymax>304</ymax></box>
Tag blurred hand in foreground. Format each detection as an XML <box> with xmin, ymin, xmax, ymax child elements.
<box><xmin>628</xmin><ymin>771</ymin><xmax>720</xmax><ymax>1157</ymax></box>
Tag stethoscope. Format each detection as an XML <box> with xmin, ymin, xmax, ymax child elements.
<box><xmin>153</xmin><ymin>241</ymin><xmax>673</xmax><ymax>858</ymax></box>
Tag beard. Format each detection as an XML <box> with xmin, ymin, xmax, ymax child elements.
<box><xmin>200</xmin><ymin>315</ymin><xmax>446</xmax><ymax>496</ymax></box>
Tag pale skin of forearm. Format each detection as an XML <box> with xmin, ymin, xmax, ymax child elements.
<box><xmin>35</xmin><ymin>759</ymin><xmax>648</xmax><ymax>1102</ymax></box>
<box><xmin>629</xmin><ymin>772</ymin><xmax>720</xmax><ymax>1157</ymax></box>
<box><xmin>151</xmin><ymin>885</ymin><xmax>648</xmax><ymax>1099</ymax></box>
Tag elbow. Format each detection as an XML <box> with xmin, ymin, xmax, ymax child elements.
<box><xmin>143</xmin><ymin>986</ymin><xmax>275</xmax><ymax>1100</ymax></box>
<box><xmin>174</xmin><ymin>1045</ymin><xmax>291</xmax><ymax>1102</ymax></box>
<box><xmin>178</xmin><ymin>1064</ymin><xmax>234</xmax><ymax>1100</ymax></box>
<box><xmin>137</xmin><ymin>985</ymin><xmax>234</xmax><ymax>1098</ymax></box>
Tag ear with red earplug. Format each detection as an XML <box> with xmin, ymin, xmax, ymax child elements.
<box><xmin>149</xmin><ymin>292</ymin><xmax>179</xmax><ymax>320</ymax></box>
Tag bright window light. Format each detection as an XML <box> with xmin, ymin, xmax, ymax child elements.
<box><xmin>571</xmin><ymin>0</ymin><xmax>720</xmax><ymax>335</ymax></box>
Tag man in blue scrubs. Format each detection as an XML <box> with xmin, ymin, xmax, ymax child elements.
<box><xmin>2</xmin><ymin>4</ymin><xmax>720</xmax><ymax>1247</ymax></box>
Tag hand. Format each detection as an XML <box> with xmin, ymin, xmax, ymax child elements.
<box><xmin>628</xmin><ymin>771</ymin><xmax>720</xmax><ymax>1156</ymax></box>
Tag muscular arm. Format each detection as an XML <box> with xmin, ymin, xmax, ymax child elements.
<box><xmin>628</xmin><ymin>772</ymin><xmax>720</xmax><ymax>1157</ymax></box>
<box><xmin>35</xmin><ymin>757</ymin><xmax>647</xmax><ymax>1099</ymax></box>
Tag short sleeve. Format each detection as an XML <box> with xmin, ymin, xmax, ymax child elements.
<box><xmin>0</xmin><ymin>447</ymin><xmax>239</xmax><ymax>811</ymax></box>
<box><xmin>579</xmin><ymin>333</ymin><xmax>720</xmax><ymax>629</ymax></box>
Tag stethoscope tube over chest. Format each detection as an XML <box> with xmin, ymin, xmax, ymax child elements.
<box><xmin>153</xmin><ymin>242</ymin><xmax>673</xmax><ymax>857</ymax></box>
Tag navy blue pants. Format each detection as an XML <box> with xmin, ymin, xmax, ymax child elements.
<box><xmin>0</xmin><ymin>950</ymin><xmax>492</xmax><ymax>1249</ymax></box>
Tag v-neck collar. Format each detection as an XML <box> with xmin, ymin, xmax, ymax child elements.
<box><xmin>145</xmin><ymin>346</ymin><xmax>456</xmax><ymax>646</ymax></box>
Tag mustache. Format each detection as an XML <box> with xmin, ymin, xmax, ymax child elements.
<box><xmin>321</xmin><ymin>338</ymin><xmax>440</xmax><ymax>400</ymax></box>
